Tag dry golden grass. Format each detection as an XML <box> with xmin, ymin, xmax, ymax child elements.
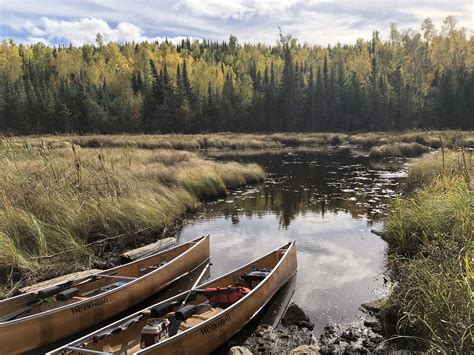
<box><xmin>369</xmin><ymin>142</ymin><xmax>430</xmax><ymax>158</ymax></box>
<box><xmin>7</xmin><ymin>131</ymin><xmax>474</xmax><ymax>152</ymax></box>
<box><xmin>0</xmin><ymin>138</ymin><xmax>264</xmax><ymax>295</ymax></box>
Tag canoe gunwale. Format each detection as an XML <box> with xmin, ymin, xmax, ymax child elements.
<box><xmin>0</xmin><ymin>236</ymin><xmax>208</xmax><ymax>325</ymax></box>
<box><xmin>139</xmin><ymin>240</ymin><xmax>296</xmax><ymax>352</ymax></box>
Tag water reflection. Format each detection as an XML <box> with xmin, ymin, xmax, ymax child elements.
<box><xmin>202</xmin><ymin>148</ymin><xmax>405</xmax><ymax>228</ymax></box>
<box><xmin>178</xmin><ymin>148</ymin><xmax>406</xmax><ymax>335</ymax></box>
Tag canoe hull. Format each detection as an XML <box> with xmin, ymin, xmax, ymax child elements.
<box><xmin>140</xmin><ymin>242</ymin><xmax>297</xmax><ymax>354</ymax></box>
<box><xmin>0</xmin><ymin>236</ymin><xmax>210</xmax><ymax>354</ymax></box>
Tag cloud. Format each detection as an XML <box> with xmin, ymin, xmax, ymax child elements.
<box><xmin>20</xmin><ymin>17</ymin><xmax>198</xmax><ymax>46</ymax></box>
<box><xmin>1</xmin><ymin>0</ymin><xmax>473</xmax><ymax>46</ymax></box>
<box><xmin>175</xmin><ymin>0</ymin><xmax>251</xmax><ymax>19</ymax></box>
<box><xmin>25</xmin><ymin>37</ymin><xmax>52</xmax><ymax>46</ymax></box>
<box><xmin>398</xmin><ymin>6</ymin><xmax>473</xmax><ymax>30</ymax></box>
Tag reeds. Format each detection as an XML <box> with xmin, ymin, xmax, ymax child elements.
<box><xmin>7</xmin><ymin>131</ymin><xmax>474</xmax><ymax>151</ymax></box>
<box><xmin>369</xmin><ymin>142</ymin><xmax>429</xmax><ymax>158</ymax></box>
<box><xmin>382</xmin><ymin>151</ymin><xmax>473</xmax><ymax>352</ymax></box>
<box><xmin>0</xmin><ymin>140</ymin><xmax>264</xmax><ymax>295</ymax></box>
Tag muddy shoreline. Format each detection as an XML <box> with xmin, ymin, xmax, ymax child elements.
<box><xmin>223</xmin><ymin>300</ymin><xmax>396</xmax><ymax>354</ymax></box>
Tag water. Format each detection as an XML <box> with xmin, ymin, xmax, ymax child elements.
<box><xmin>177</xmin><ymin>147</ymin><xmax>406</xmax><ymax>335</ymax></box>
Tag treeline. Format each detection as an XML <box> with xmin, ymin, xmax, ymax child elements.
<box><xmin>1</xmin><ymin>17</ymin><xmax>473</xmax><ymax>134</ymax></box>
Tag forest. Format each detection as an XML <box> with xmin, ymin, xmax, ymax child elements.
<box><xmin>1</xmin><ymin>16</ymin><xmax>473</xmax><ymax>134</ymax></box>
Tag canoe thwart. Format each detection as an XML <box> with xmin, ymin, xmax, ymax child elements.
<box><xmin>66</xmin><ymin>346</ymin><xmax>109</xmax><ymax>354</ymax></box>
<box><xmin>97</xmin><ymin>274</ymin><xmax>137</xmax><ymax>280</ymax></box>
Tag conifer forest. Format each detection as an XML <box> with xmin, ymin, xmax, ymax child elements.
<box><xmin>1</xmin><ymin>17</ymin><xmax>473</xmax><ymax>135</ymax></box>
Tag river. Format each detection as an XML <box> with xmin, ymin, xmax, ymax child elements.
<box><xmin>177</xmin><ymin>147</ymin><xmax>407</xmax><ymax>335</ymax></box>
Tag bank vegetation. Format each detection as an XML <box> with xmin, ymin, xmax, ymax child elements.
<box><xmin>7</xmin><ymin>130</ymin><xmax>474</xmax><ymax>152</ymax></box>
<box><xmin>382</xmin><ymin>150</ymin><xmax>472</xmax><ymax>353</ymax></box>
<box><xmin>0</xmin><ymin>138</ymin><xmax>264</xmax><ymax>297</ymax></box>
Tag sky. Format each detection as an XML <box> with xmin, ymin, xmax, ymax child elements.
<box><xmin>1</xmin><ymin>0</ymin><xmax>473</xmax><ymax>46</ymax></box>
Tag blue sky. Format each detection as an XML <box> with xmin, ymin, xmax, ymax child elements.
<box><xmin>1</xmin><ymin>0</ymin><xmax>472</xmax><ymax>46</ymax></box>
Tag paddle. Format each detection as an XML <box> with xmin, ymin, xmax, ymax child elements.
<box><xmin>179</xmin><ymin>262</ymin><xmax>212</xmax><ymax>309</ymax></box>
<box><xmin>167</xmin><ymin>262</ymin><xmax>212</xmax><ymax>337</ymax></box>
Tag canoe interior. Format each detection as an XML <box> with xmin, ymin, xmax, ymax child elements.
<box><xmin>51</xmin><ymin>243</ymin><xmax>292</xmax><ymax>355</ymax></box>
<box><xmin>0</xmin><ymin>240</ymin><xmax>197</xmax><ymax>322</ymax></box>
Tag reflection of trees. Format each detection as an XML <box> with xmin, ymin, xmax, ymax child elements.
<box><xmin>205</xmin><ymin>149</ymin><xmax>399</xmax><ymax>228</ymax></box>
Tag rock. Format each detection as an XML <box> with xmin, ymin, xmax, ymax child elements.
<box><xmin>254</xmin><ymin>325</ymin><xmax>279</xmax><ymax>342</ymax></box>
<box><xmin>370</xmin><ymin>333</ymin><xmax>384</xmax><ymax>344</ymax></box>
<box><xmin>341</xmin><ymin>329</ymin><xmax>358</xmax><ymax>341</ymax></box>
<box><xmin>370</xmin><ymin>229</ymin><xmax>386</xmax><ymax>237</ymax></box>
<box><xmin>290</xmin><ymin>344</ymin><xmax>320</xmax><ymax>354</ymax></box>
<box><xmin>282</xmin><ymin>303</ymin><xmax>315</xmax><ymax>330</ymax></box>
<box><xmin>228</xmin><ymin>346</ymin><xmax>252</xmax><ymax>355</ymax></box>
<box><xmin>120</xmin><ymin>237</ymin><xmax>176</xmax><ymax>262</ymax></box>
<box><xmin>363</xmin><ymin>317</ymin><xmax>379</xmax><ymax>328</ymax></box>
<box><xmin>361</xmin><ymin>298</ymin><xmax>387</xmax><ymax>314</ymax></box>
<box><xmin>364</xmin><ymin>317</ymin><xmax>382</xmax><ymax>333</ymax></box>
<box><xmin>362</xmin><ymin>338</ymin><xmax>376</xmax><ymax>350</ymax></box>
<box><xmin>237</xmin><ymin>323</ymin><xmax>316</xmax><ymax>354</ymax></box>
<box><xmin>318</xmin><ymin>322</ymin><xmax>390</xmax><ymax>355</ymax></box>
<box><xmin>345</xmin><ymin>343</ymin><xmax>368</xmax><ymax>353</ymax></box>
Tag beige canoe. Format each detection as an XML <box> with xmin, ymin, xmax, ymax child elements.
<box><xmin>48</xmin><ymin>240</ymin><xmax>297</xmax><ymax>355</ymax></box>
<box><xmin>0</xmin><ymin>236</ymin><xmax>210</xmax><ymax>354</ymax></box>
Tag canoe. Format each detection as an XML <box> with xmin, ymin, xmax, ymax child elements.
<box><xmin>0</xmin><ymin>235</ymin><xmax>210</xmax><ymax>354</ymax></box>
<box><xmin>48</xmin><ymin>240</ymin><xmax>297</xmax><ymax>355</ymax></box>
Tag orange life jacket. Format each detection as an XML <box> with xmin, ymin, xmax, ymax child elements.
<box><xmin>203</xmin><ymin>286</ymin><xmax>250</xmax><ymax>305</ymax></box>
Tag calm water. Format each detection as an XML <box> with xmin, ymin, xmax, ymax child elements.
<box><xmin>177</xmin><ymin>148</ymin><xmax>407</xmax><ymax>334</ymax></box>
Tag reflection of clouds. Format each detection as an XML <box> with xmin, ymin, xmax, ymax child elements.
<box><xmin>294</xmin><ymin>241</ymin><xmax>375</xmax><ymax>309</ymax></box>
<box><xmin>179</xmin><ymin>213</ymin><xmax>386</xmax><ymax>300</ymax></box>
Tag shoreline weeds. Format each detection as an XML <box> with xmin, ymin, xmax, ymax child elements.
<box><xmin>7</xmin><ymin>130</ymin><xmax>474</xmax><ymax>153</ymax></box>
<box><xmin>0</xmin><ymin>143</ymin><xmax>265</xmax><ymax>297</ymax></box>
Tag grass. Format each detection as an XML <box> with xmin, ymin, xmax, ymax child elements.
<box><xmin>381</xmin><ymin>150</ymin><xmax>473</xmax><ymax>353</ymax></box>
<box><xmin>8</xmin><ymin>131</ymin><xmax>473</xmax><ymax>152</ymax></box>
<box><xmin>0</xmin><ymin>138</ymin><xmax>264</xmax><ymax>296</ymax></box>
<box><xmin>369</xmin><ymin>142</ymin><xmax>429</xmax><ymax>158</ymax></box>
<box><xmin>350</xmin><ymin>130</ymin><xmax>474</xmax><ymax>148</ymax></box>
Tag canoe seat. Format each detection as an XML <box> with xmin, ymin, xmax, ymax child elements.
<box><xmin>178</xmin><ymin>307</ymin><xmax>224</xmax><ymax>331</ymax></box>
<box><xmin>241</xmin><ymin>268</ymin><xmax>271</xmax><ymax>288</ymax></box>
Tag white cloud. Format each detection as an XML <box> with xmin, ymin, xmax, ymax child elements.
<box><xmin>175</xmin><ymin>0</ymin><xmax>252</xmax><ymax>19</ymax></box>
<box><xmin>398</xmin><ymin>6</ymin><xmax>473</xmax><ymax>31</ymax></box>
<box><xmin>25</xmin><ymin>37</ymin><xmax>52</xmax><ymax>46</ymax></box>
<box><xmin>1</xmin><ymin>0</ymin><xmax>473</xmax><ymax>46</ymax></box>
<box><xmin>21</xmin><ymin>17</ymin><xmax>198</xmax><ymax>46</ymax></box>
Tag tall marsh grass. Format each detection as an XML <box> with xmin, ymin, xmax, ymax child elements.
<box><xmin>9</xmin><ymin>131</ymin><xmax>473</xmax><ymax>152</ymax></box>
<box><xmin>369</xmin><ymin>142</ymin><xmax>429</xmax><ymax>158</ymax></box>
<box><xmin>0</xmin><ymin>139</ymin><xmax>264</xmax><ymax>295</ymax></box>
<box><xmin>382</xmin><ymin>151</ymin><xmax>472</xmax><ymax>353</ymax></box>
